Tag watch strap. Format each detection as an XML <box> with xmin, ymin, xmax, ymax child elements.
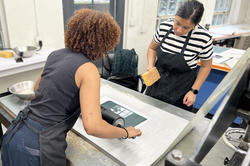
<box><xmin>190</xmin><ymin>88</ymin><xmax>198</xmax><ymax>94</ymax></box>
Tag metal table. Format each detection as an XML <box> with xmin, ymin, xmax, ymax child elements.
<box><xmin>0</xmin><ymin>79</ymin><xmax>234</xmax><ymax>166</ymax></box>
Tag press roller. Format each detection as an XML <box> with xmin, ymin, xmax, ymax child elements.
<box><xmin>101</xmin><ymin>106</ymin><xmax>125</xmax><ymax>128</ymax></box>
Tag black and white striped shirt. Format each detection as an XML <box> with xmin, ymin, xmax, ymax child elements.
<box><xmin>154</xmin><ymin>21</ymin><xmax>213</xmax><ymax>69</ymax></box>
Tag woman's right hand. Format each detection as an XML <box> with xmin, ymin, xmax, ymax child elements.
<box><xmin>147</xmin><ymin>66</ymin><xmax>154</xmax><ymax>71</ymax></box>
<box><xmin>126</xmin><ymin>126</ymin><xmax>142</xmax><ymax>138</ymax></box>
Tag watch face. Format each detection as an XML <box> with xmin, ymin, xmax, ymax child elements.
<box><xmin>191</xmin><ymin>88</ymin><xmax>198</xmax><ymax>94</ymax></box>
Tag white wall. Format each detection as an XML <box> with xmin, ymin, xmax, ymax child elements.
<box><xmin>228</xmin><ymin>0</ymin><xmax>243</xmax><ymax>24</ymax></box>
<box><xmin>237</xmin><ymin>0</ymin><xmax>250</xmax><ymax>24</ymax></box>
<box><xmin>123</xmin><ymin>0</ymin><xmax>158</xmax><ymax>74</ymax></box>
<box><xmin>3</xmin><ymin>0</ymin><xmax>64</xmax><ymax>49</ymax></box>
<box><xmin>199</xmin><ymin>0</ymin><xmax>216</xmax><ymax>26</ymax></box>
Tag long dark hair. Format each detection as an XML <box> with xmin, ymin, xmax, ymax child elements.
<box><xmin>176</xmin><ymin>0</ymin><xmax>204</xmax><ymax>25</ymax></box>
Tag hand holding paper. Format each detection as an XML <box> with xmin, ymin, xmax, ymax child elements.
<box><xmin>141</xmin><ymin>67</ymin><xmax>160</xmax><ymax>86</ymax></box>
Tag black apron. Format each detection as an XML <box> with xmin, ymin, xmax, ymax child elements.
<box><xmin>5</xmin><ymin>107</ymin><xmax>80</xmax><ymax>166</ymax></box>
<box><xmin>146</xmin><ymin>26</ymin><xmax>197</xmax><ymax>110</ymax></box>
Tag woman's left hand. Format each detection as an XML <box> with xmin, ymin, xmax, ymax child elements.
<box><xmin>183</xmin><ymin>91</ymin><xmax>196</xmax><ymax>107</ymax></box>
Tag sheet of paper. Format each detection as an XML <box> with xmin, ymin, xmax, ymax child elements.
<box><xmin>219</xmin><ymin>48</ymin><xmax>245</xmax><ymax>59</ymax></box>
<box><xmin>212</xmin><ymin>48</ymin><xmax>246</xmax><ymax>67</ymax></box>
<box><xmin>225</xmin><ymin>58</ymin><xmax>239</xmax><ymax>68</ymax></box>
<box><xmin>213</xmin><ymin>54</ymin><xmax>232</xmax><ymax>64</ymax></box>
<box><xmin>213</xmin><ymin>46</ymin><xmax>229</xmax><ymax>53</ymax></box>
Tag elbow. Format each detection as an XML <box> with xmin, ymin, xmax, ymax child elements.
<box><xmin>84</xmin><ymin>126</ymin><xmax>96</xmax><ymax>136</ymax></box>
<box><xmin>86</xmin><ymin>129</ymin><xmax>96</xmax><ymax>136</ymax></box>
<box><xmin>82</xmin><ymin>117</ymin><xmax>103</xmax><ymax>136</ymax></box>
<box><xmin>201</xmin><ymin>64</ymin><xmax>212</xmax><ymax>71</ymax></box>
<box><xmin>83</xmin><ymin>124</ymin><xmax>99</xmax><ymax>136</ymax></box>
<box><xmin>85</xmin><ymin>129</ymin><xmax>94</xmax><ymax>135</ymax></box>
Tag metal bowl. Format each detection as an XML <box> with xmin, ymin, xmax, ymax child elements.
<box><xmin>13</xmin><ymin>46</ymin><xmax>37</xmax><ymax>58</ymax></box>
<box><xmin>9</xmin><ymin>81</ymin><xmax>35</xmax><ymax>100</ymax></box>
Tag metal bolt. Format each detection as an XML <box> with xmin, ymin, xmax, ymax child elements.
<box><xmin>171</xmin><ymin>149</ymin><xmax>183</xmax><ymax>161</ymax></box>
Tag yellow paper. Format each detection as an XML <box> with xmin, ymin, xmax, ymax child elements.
<box><xmin>142</xmin><ymin>67</ymin><xmax>160</xmax><ymax>86</ymax></box>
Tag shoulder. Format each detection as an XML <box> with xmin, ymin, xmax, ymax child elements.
<box><xmin>50</xmin><ymin>48</ymin><xmax>72</xmax><ymax>55</ymax></box>
<box><xmin>158</xmin><ymin>20</ymin><xmax>174</xmax><ymax>31</ymax></box>
<box><xmin>75</xmin><ymin>62</ymin><xmax>100</xmax><ymax>88</ymax></box>
<box><xmin>47</xmin><ymin>48</ymin><xmax>73</xmax><ymax>60</ymax></box>
<box><xmin>77</xmin><ymin>62</ymin><xmax>99</xmax><ymax>79</ymax></box>
<box><xmin>192</xmin><ymin>24</ymin><xmax>212</xmax><ymax>41</ymax></box>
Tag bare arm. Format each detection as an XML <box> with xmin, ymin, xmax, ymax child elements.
<box><xmin>34</xmin><ymin>71</ymin><xmax>43</xmax><ymax>92</ymax></box>
<box><xmin>192</xmin><ymin>59</ymin><xmax>212</xmax><ymax>90</ymax></box>
<box><xmin>75</xmin><ymin>62</ymin><xmax>141</xmax><ymax>138</ymax></box>
<box><xmin>147</xmin><ymin>40</ymin><xmax>159</xmax><ymax>71</ymax></box>
<box><xmin>183</xmin><ymin>58</ymin><xmax>212</xmax><ymax>106</ymax></box>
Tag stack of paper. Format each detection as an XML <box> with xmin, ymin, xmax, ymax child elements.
<box><xmin>213</xmin><ymin>48</ymin><xmax>246</xmax><ymax>68</ymax></box>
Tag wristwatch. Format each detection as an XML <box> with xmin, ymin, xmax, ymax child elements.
<box><xmin>190</xmin><ymin>88</ymin><xmax>199</xmax><ymax>95</ymax></box>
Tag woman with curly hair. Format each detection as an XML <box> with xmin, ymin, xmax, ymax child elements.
<box><xmin>1</xmin><ymin>9</ymin><xmax>142</xmax><ymax>166</ymax></box>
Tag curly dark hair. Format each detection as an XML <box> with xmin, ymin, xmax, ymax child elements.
<box><xmin>65</xmin><ymin>9</ymin><xmax>121</xmax><ymax>60</ymax></box>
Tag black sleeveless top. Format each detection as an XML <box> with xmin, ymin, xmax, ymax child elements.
<box><xmin>28</xmin><ymin>48</ymin><xmax>90</xmax><ymax>127</ymax></box>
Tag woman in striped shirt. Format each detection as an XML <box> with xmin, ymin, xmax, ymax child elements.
<box><xmin>146</xmin><ymin>0</ymin><xmax>213</xmax><ymax>111</ymax></box>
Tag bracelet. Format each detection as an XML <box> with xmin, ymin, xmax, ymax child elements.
<box><xmin>121</xmin><ymin>127</ymin><xmax>128</xmax><ymax>139</ymax></box>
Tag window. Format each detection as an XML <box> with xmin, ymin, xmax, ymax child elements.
<box><xmin>211</xmin><ymin>0</ymin><xmax>232</xmax><ymax>26</ymax></box>
<box><xmin>62</xmin><ymin>0</ymin><xmax>124</xmax><ymax>51</ymax></box>
<box><xmin>156</xmin><ymin>0</ymin><xmax>184</xmax><ymax>27</ymax></box>
<box><xmin>73</xmin><ymin>0</ymin><xmax>110</xmax><ymax>13</ymax></box>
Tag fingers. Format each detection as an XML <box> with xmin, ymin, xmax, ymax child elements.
<box><xmin>147</xmin><ymin>66</ymin><xmax>154</xmax><ymax>71</ymax></box>
<box><xmin>183</xmin><ymin>92</ymin><xmax>196</xmax><ymax>107</ymax></box>
<box><xmin>135</xmin><ymin>129</ymin><xmax>142</xmax><ymax>137</ymax></box>
<box><xmin>183</xmin><ymin>95</ymin><xmax>188</xmax><ymax>105</ymax></box>
<box><xmin>186</xmin><ymin>100</ymin><xmax>193</xmax><ymax>107</ymax></box>
<box><xmin>126</xmin><ymin>127</ymin><xmax>142</xmax><ymax>139</ymax></box>
<box><xmin>184</xmin><ymin>97</ymin><xmax>193</xmax><ymax>106</ymax></box>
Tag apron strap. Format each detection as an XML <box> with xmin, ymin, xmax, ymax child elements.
<box><xmin>5</xmin><ymin>109</ymin><xmax>30</xmax><ymax>144</ymax></box>
<box><xmin>158</xmin><ymin>25</ymin><xmax>193</xmax><ymax>56</ymax></box>
<box><xmin>180</xmin><ymin>30</ymin><xmax>193</xmax><ymax>55</ymax></box>
<box><xmin>159</xmin><ymin>26</ymin><xmax>173</xmax><ymax>46</ymax></box>
<box><xmin>5</xmin><ymin>107</ymin><xmax>80</xmax><ymax>145</ymax></box>
<box><xmin>39</xmin><ymin>108</ymin><xmax>81</xmax><ymax>166</ymax></box>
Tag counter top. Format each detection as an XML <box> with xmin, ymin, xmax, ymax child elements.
<box><xmin>0</xmin><ymin>49</ymin><xmax>55</xmax><ymax>78</ymax></box>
